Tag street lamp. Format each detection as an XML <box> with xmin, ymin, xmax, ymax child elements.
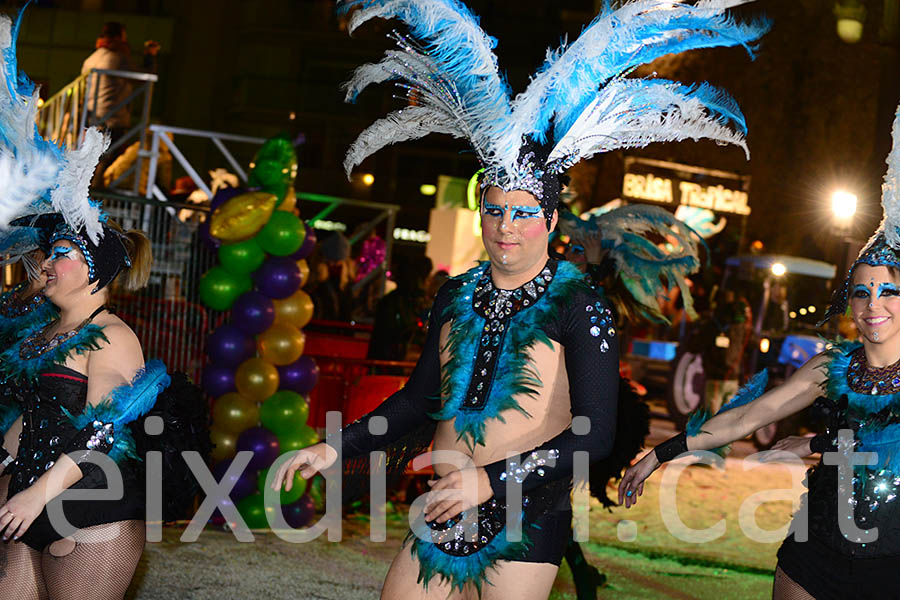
<box><xmin>771</xmin><ymin>262</ymin><xmax>786</xmax><ymax>277</ymax></box>
<box><xmin>831</xmin><ymin>190</ymin><xmax>858</xmax><ymax>222</ymax></box>
<box><xmin>834</xmin><ymin>0</ymin><xmax>866</xmax><ymax>43</ymax></box>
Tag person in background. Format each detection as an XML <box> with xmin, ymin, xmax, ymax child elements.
<box><xmin>368</xmin><ymin>255</ymin><xmax>433</xmax><ymax>361</ymax></box>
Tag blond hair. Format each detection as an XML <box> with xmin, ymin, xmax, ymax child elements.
<box><xmin>108</xmin><ymin>219</ymin><xmax>153</xmax><ymax>291</ymax></box>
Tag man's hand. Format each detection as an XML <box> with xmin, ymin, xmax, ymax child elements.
<box><xmin>424</xmin><ymin>466</ymin><xmax>492</xmax><ymax>523</ymax></box>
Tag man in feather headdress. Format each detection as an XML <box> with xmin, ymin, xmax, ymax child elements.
<box><xmin>272</xmin><ymin>1</ymin><xmax>768</xmax><ymax>597</ymax></box>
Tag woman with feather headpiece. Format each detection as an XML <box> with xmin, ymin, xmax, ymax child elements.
<box><xmin>272</xmin><ymin>0</ymin><xmax>767</xmax><ymax>597</ymax></box>
<box><xmin>620</xmin><ymin>104</ymin><xmax>900</xmax><ymax>598</ymax></box>
<box><xmin>0</xmin><ymin>8</ymin><xmax>207</xmax><ymax>598</ymax></box>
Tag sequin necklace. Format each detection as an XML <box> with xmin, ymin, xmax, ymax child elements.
<box><xmin>846</xmin><ymin>346</ymin><xmax>900</xmax><ymax>395</ymax></box>
<box><xmin>0</xmin><ymin>282</ymin><xmax>47</xmax><ymax>319</ymax></box>
<box><xmin>19</xmin><ymin>306</ymin><xmax>107</xmax><ymax>360</ymax></box>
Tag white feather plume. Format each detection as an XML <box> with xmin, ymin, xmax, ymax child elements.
<box><xmin>882</xmin><ymin>106</ymin><xmax>900</xmax><ymax>249</ymax></box>
<box><xmin>344</xmin><ymin>105</ymin><xmax>465</xmax><ymax>175</ymax></box>
<box><xmin>0</xmin><ymin>150</ymin><xmax>59</xmax><ymax>230</ymax></box>
<box><xmin>50</xmin><ymin>127</ymin><xmax>109</xmax><ymax>243</ymax></box>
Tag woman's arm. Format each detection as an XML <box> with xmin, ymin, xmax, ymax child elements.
<box><xmin>618</xmin><ymin>352</ymin><xmax>828</xmax><ymax>507</ymax></box>
<box><xmin>0</xmin><ymin>416</ymin><xmax>22</xmax><ymax>475</ymax></box>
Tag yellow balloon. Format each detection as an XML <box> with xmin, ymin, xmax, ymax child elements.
<box><xmin>210</xmin><ymin>426</ymin><xmax>238</xmax><ymax>463</ymax></box>
<box><xmin>257</xmin><ymin>322</ymin><xmax>306</xmax><ymax>366</ymax></box>
<box><xmin>272</xmin><ymin>289</ymin><xmax>314</xmax><ymax>329</ymax></box>
<box><xmin>235</xmin><ymin>357</ymin><xmax>280</xmax><ymax>401</ymax></box>
<box><xmin>297</xmin><ymin>259</ymin><xmax>310</xmax><ymax>288</ymax></box>
<box><xmin>209</xmin><ymin>192</ymin><xmax>278</xmax><ymax>242</ymax></box>
<box><xmin>277</xmin><ymin>188</ymin><xmax>297</xmax><ymax>213</ymax></box>
<box><xmin>212</xmin><ymin>392</ymin><xmax>259</xmax><ymax>433</ymax></box>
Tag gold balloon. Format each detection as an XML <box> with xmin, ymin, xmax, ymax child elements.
<box><xmin>210</xmin><ymin>426</ymin><xmax>238</xmax><ymax>463</ymax></box>
<box><xmin>235</xmin><ymin>357</ymin><xmax>280</xmax><ymax>401</ymax></box>
<box><xmin>272</xmin><ymin>289</ymin><xmax>314</xmax><ymax>329</ymax></box>
<box><xmin>277</xmin><ymin>188</ymin><xmax>297</xmax><ymax>213</ymax></box>
<box><xmin>209</xmin><ymin>192</ymin><xmax>278</xmax><ymax>242</ymax></box>
<box><xmin>297</xmin><ymin>259</ymin><xmax>310</xmax><ymax>288</ymax></box>
<box><xmin>212</xmin><ymin>392</ymin><xmax>259</xmax><ymax>433</ymax></box>
<box><xmin>257</xmin><ymin>322</ymin><xmax>306</xmax><ymax>366</ymax></box>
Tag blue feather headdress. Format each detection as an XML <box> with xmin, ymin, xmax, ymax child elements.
<box><xmin>0</xmin><ymin>5</ymin><xmax>110</xmax><ymax>268</ymax></box>
<box><xmin>338</xmin><ymin>0</ymin><xmax>769</xmax><ymax>218</ymax></box>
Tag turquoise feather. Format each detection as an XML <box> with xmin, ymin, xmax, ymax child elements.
<box><xmin>0</xmin><ymin>400</ymin><xmax>21</xmax><ymax>434</ymax></box>
<box><xmin>62</xmin><ymin>359</ymin><xmax>170</xmax><ymax>463</ymax></box>
<box><xmin>0</xmin><ymin>323</ymin><xmax>108</xmax><ymax>383</ymax></box>
<box><xmin>686</xmin><ymin>369</ymin><xmax>768</xmax><ymax>438</ymax></box>
<box><xmin>431</xmin><ymin>262</ymin><xmax>587</xmax><ymax>449</ymax></box>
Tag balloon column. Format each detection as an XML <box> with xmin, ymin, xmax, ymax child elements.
<box><xmin>200</xmin><ymin>133</ymin><xmax>321</xmax><ymax>529</ymax></box>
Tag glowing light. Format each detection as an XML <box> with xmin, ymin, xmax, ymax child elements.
<box><xmin>759</xmin><ymin>338</ymin><xmax>770</xmax><ymax>354</ymax></box>
<box><xmin>832</xmin><ymin>190</ymin><xmax>858</xmax><ymax>220</ymax></box>
<box><xmin>751</xmin><ymin>239</ymin><xmax>764</xmax><ymax>252</ymax></box>
<box><xmin>420</xmin><ymin>184</ymin><xmax>437</xmax><ymax>196</ymax></box>
<box><xmin>799</xmin><ymin>308</ymin><xmax>808</xmax><ymax>316</ymax></box>
<box><xmin>36</xmin><ymin>98</ymin><xmax>44</xmax><ymax>108</ymax></box>
<box><xmin>808</xmin><ymin>306</ymin><xmax>817</xmax><ymax>314</ymax></box>
<box><xmin>362</xmin><ymin>173</ymin><xmax>375</xmax><ymax>186</ymax></box>
<box><xmin>789</xmin><ymin>311</ymin><xmax>797</xmax><ymax>319</ymax></box>
<box><xmin>771</xmin><ymin>262</ymin><xmax>787</xmax><ymax>277</ymax></box>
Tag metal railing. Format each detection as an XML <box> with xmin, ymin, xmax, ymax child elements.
<box><xmin>92</xmin><ymin>190</ymin><xmax>218</xmax><ymax>383</ymax></box>
<box><xmin>140</xmin><ymin>124</ymin><xmax>268</xmax><ymax>201</ymax></box>
<box><xmin>37</xmin><ymin>69</ymin><xmax>158</xmax><ymax>196</ymax></box>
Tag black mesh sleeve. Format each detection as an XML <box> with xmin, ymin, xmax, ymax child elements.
<box><xmin>335</xmin><ymin>280</ymin><xmax>459</xmax><ymax>461</ymax></box>
<box><xmin>483</xmin><ymin>285</ymin><xmax>619</xmax><ymax>497</ymax></box>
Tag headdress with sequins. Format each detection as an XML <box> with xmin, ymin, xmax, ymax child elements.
<box><xmin>822</xmin><ymin>104</ymin><xmax>900</xmax><ymax>323</ymax></box>
<box><xmin>338</xmin><ymin>0</ymin><xmax>770</xmax><ymax>227</ymax></box>
<box><xmin>0</xmin><ymin>7</ymin><xmax>114</xmax><ymax>275</ymax></box>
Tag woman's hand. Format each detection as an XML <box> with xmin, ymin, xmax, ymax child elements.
<box><xmin>270</xmin><ymin>443</ymin><xmax>337</xmax><ymax>492</ymax></box>
<box><xmin>758</xmin><ymin>435</ymin><xmax>814</xmax><ymax>461</ymax></box>
<box><xmin>0</xmin><ymin>487</ymin><xmax>45</xmax><ymax>541</ymax></box>
<box><xmin>617</xmin><ymin>451</ymin><xmax>661</xmax><ymax>508</ymax></box>
<box><xmin>424</xmin><ymin>467</ymin><xmax>492</xmax><ymax>523</ymax></box>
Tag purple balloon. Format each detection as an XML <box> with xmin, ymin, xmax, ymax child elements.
<box><xmin>207</xmin><ymin>324</ymin><xmax>256</xmax><ymax>367</ymax></box>
<box><xmin>236</xmin><ymin>426</ymin><xmax>281</xmax><ymax>471</ymax></box>
<box><xmin>213</xmin><ymin>458</ymin><xmax>256</xmax><ymax>502</ymax></box>
<box><xmin>202</xmin><ymin>364</ymin><xmax>236</xmax><ymax>397</ymax></box>
<box><xmin>283</xmin><ymin>494</ymin><xmax>316</xmax><ymax>528</ymax></box>
<box><xmin>199</xmin><ymin>219</ymin><xmax>220</xmax><ymax>250</ymax></box>
<box><xmin>231</xmin><ymin>291</ymin><xmax>276</xmax><ymax>335</ymax></box>
<box><xmin>210</xmin><ymin>495</ymin><xmax>235</xmax><ymax>526</ymax></box>
<box><xmin>292</xmin><ymin>223</ymin><xmax>317</xmax><ymax>260</ymax></box>
<box><xmin>277</xmin><ymin>356</ymin><xmax>319</xmax><ymax>395</ymax></box>
<box><xmin>210</xmin><ymin>187</ymin><xmax>245</xmax><ymax>212</ymax></box>
<box><xmin>254</xmin><ymin>256</ymin><xmax>301</xmax><ymax>299</ymax></box>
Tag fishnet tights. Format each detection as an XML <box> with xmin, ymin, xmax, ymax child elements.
<box><xmin>0</xmin><ymin>475</ymin><xmax>144</xmax><ymax>600</ymax></box>
<box><xmin>773</xmin><ymin>566</ymin><xmax>816</xmax><ymax>600</ymax></box>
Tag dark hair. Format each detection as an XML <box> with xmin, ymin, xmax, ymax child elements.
<box><xmin>101</xmin><ymin>22</ymin><xmax>126</xmax><ymax>39</ymax></box>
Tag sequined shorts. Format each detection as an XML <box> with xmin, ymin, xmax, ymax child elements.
<box><xmin>408</xmin><ymin>490</ymin><xmax>571</xmax><ymax>592</ymax></box>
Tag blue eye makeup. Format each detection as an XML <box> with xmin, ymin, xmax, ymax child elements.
<box><xmin>483</xmin><ymin>202</ymin><xmax>505</xmax><ymax>217</ymax></box>
<box><xmin>49</xmin><ymin>246</ymin><xmax>74</xmax><ymax>262</ymax></box>
<box><xmin>878</xmin><ymin>283</ymin><xmax>900</xmax><ymax>297</ymax></box>
<box><xmin>510</xmin><ymin>205</ymin><xmax>542</xmax><ymax>221</ymax></box>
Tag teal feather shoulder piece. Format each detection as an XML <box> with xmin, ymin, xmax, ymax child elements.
<box><xmin>686</xmin><ymin>368</ymin><xmax>769</xmax><ymax>438</ymax></box>
<box><xmin>0</xmin><ymin>398</ymin><xmax>21</xmax><ymax>434</ymax></box>
<box><xmin>0</xmin><ymin>323</ymin><xmax>108</xmax><ymax>383</ymax></box>
<box><xmin>62</xmin><ymin>359</ymin><xmax>171</xmax><ymax>462</ymax></box>
<box><xmin>431</xmin><ymin>261</ymin><xmax>587</xmax><ymax>449</ymax></box>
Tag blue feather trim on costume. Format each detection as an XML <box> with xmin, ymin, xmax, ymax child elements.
<box><xmin>62</xmin><ymin>359</ymin><xmax>170</xmax><ymax>463</ymax></box>
<box><xmin>431</xmin><ymin>262</ymin><xmax>586</xmax><ymax>449</ymax></box>
<box><xmin>0</xmin><ymin>323</ymin><xmax>108</xmax><ymax>383</ymax></box>
<box><xmin>0</xmin><ymin>290</ymin><xmax>57</xmax><ymax>344</ymax></box>
<box><xmin>408</xmin><ymin>520</ymin><xmax>533</xmax><ymax>594</ymax></box>
<box><xmin>686</xmin><ymin>369</ymin><xmax>768</xmax><ymax>438</ymax></box>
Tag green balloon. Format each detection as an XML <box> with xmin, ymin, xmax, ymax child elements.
<box><xmin>277</xmin><ymin>425</ymin><xmax>319</xmax><ymax>453</ymax></box>
<box><xmin>199</xmin><ymin>266</ymin><xmax>251</xmax><ymax>311</ymax></box>
<box><xmin>248</xmin><ymin>134</ymin><xmax>298</xmax><ymax>205</ymax></box>
<box><xmin>307</xmin><ymin>475</ymin><xmax>326</xmax><ymax>512</ymax></box>
<box><xmin>236</xmin><ymin>493</ymin><xmax>274</xmax><ymax>530</ymax></box>
<box><xmin>260</xmin><ymin>391</ymin><xmax>309</xmax><ymax>436</ymax></box>
<box><xmin>257</xmin><ymin>466</ymin><xmax>307</xmax><ymax>505</ymax></box>
<box><xmin>219</xmin><ymin>238</ymin><xmax>266</xmax><ymax>275</ymax></box>
<box><xmin>257</xmin><ymin>211</ymin><xmax>305</xmax><ymax>256</ymax></box>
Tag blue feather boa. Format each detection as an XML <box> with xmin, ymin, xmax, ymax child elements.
<box><xmin>0</xmin><ymin>322</ymin><xmax>108</xmax><ymax>383</ymax></box>
<box><xmin>408</xmin><ymin>517</ymin><xmax>534</xmax><ymax>594</ymax></box>
<box><xmin>62</xmin><ymin>359</ymin><xmax>170</xmax><ymax>463</ymax></box>
<box><xmin>0</xmin><ymin>289</ymin><xmax>57</xmax><ymax>344</ymax></box>
<box><xmin>824</xmin><ymin>340</ymin><xmax>900</xmax><ymax>475</ymax></box>
<box><xmin>430</xmin><ymin>261</ymin><xmax>586</xmax><ymax>449</ymax></box>
<box><xmin>686</xmin><ymin>369</ymin><xmax>769</xmax><ymax>438</ymax></box>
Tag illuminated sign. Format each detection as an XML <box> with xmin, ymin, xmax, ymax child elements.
<box><xmin>622</xmin><ymin>157</ymin><xmax>751</xmax><ymax>217</ymax></box>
